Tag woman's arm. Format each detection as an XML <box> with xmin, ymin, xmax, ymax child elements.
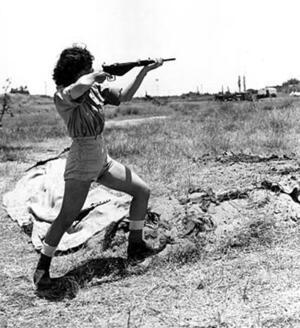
<box><xmin>119</xmin><ymin>59</ymin><xmax>163</xmax><ymax>102</ymax></box>
<box><xmin>69</xmin><ymin>70</ymin><xmax>110</xmax><ymax>100</ymax></box>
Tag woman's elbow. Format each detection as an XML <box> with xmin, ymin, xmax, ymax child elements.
<box><xmin>119</xmin><ymin>93</ymin><xmax>132</xmax><ymax>102</ymax></box>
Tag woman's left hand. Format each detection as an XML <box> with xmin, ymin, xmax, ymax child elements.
<box><xmin>144</xmin><ymin>58</ymin><xmax>163</xmax><ymax>72</ymax></box>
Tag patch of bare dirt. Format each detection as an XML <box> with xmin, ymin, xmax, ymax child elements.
<box><xmin>1</xmin><ymin>151</ymin><xmax>300</xmax><ymax>327</ymax></box>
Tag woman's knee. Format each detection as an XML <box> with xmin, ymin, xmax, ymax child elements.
<box><xmin>131</xmin><ymin>182</ymin><xmax>150</xmax><ymax>200</ymax></box>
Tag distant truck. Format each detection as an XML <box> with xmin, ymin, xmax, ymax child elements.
<box><xmin>289</xmin><ymin>91</ymin><xmax>300</xmax><ymax>97</ymax></box>
<box><xmin>214</xmin><ymin>92</ymin><xmax>254</xmax><ymax>102</ymax></box>
<box><xmin>257</xmin><ymin>87</ymin><xmax>277</xmax><ymax>99</ymax></box>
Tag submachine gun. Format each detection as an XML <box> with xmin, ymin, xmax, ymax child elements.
<box><xmin>102</xmin><ymin>58</ymin><xmax>176</xmax><ymax>79</ymax></box>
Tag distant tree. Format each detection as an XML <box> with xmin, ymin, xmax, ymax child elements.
<box><xmin>0</xmin><ymin>78</ymin><xmax>12</xmax><ymax>127</ymax></box>
<box><xmin>243</xmin><ymin>75</ymin><xmax>246</xmax><ymax>92</ymax></box>
<box><xmin>246</xmin><ymin>88</ymin><xmax>257</xmax><ymax>94</ymax></box>
<box><xmin>238</xmin><ymin>76</ymin><xmax>241</xmax><ymax>93</ymax></box>
<box><xmin>280</xmin><ymin>78</ymin><xmax>300</xmax><ymax>93</ymax></box>
<box><xmin>282</xmin><ymin>78</ymin><xmax>299</xmax><ymax>86</ymax></box>
<box><xmin>10</xmin><ymin>85</ymin><xmax>30</xmax><ymax>95</ymax></box>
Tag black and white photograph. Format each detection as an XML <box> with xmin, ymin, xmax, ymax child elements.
<box><xmin>1</xmin><ymin>0</ymin><xmax>300</xmax><ymax>327</ymax></box>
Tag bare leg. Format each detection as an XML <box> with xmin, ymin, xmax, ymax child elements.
<box><xmin>98</xmin><ymin>160</ymin><xmax>150</xmax><ymax>226</ymax></box>
<box><xmin>45</xmin><ymin>179</ymin><xmax>91</xmax><ymax>246</ymax></box>
<box><xmin>97</xmin><ymin>159</ymin><xmax>164</xmax><ymax>262</ymax></box>
<box><xmin>98</xmin><ymin>159</ymin><xmax>165</xmax><ymax>261</ymax></box>
<box><xmin>34</xmin><ymin>179</ymin><xmax>90</xmax><ymax>286</ymax></box>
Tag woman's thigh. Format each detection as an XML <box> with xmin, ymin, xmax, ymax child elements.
<box><xmin>97</xmin><ymin>159</ymin><xmax>149</xmax><ymax>197</ymax></box>
<box><xmin>59</xmin><ymin>179</ymin><xmax>91</xmax><ymax>218</ymax></box>
<box><xmin>45</xmin><ymin>179</ymin><xmax>91</xmax><ymax>245</ymax></box>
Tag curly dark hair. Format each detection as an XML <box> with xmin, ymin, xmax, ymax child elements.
<box><xmin>53</xmin><ymin>46</ymin><xmax>94</xmax><ymax>87</ymax></box>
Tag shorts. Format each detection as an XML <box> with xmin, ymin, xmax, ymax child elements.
<box><xmin>64</xmin><ymin>135</ymin><xmax>113</xmax><ymax>182</ymax></box>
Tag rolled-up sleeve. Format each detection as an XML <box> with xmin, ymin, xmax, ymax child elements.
<box><xmin>56</xmin><ymin>84</ymin><xmax>86</xmax><ymax>107</ymax></box>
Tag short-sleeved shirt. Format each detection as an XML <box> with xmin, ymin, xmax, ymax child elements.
<box><xmin>54</xmin><ymin>83</ymin><xmax>121</xmax><ymax>138</ymax></box>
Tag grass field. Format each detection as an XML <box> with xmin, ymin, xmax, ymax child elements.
<box><xmin>1</xmin><ymin>94</ymin><xmax>300</xmax><ymax>327</ymax></box>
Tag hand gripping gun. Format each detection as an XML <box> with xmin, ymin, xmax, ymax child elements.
<box><xmin>102</xmin><ymin>58</ymin><xmax>176</xmax><ymax>80</ymax></box>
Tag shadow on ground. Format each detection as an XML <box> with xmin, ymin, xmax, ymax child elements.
<box><xmin>35</xmin><ymin>257</ymin><xmax>129</xmax><ymax>301</ymax></box>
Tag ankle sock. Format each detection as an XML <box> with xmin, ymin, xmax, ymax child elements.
<box><xmin>41</xmin><ymin>242</ymin><xmax>57</xmax><ymax>257</ymax></box>
<box><xmin>128</xmin><ymin>220</ymin><xmax>144</xmax><ymax>244</ymax></box>
<box><xmin>36</xmin><ymin>242</ymin><xmax>57</xmax><ymax>272</ymax></box>
<box><xmin>36</xmin><ymin>253</ymin><xmax>52</xmax><ymax>272</ymax></box>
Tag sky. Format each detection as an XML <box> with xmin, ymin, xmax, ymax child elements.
<box><xmin>2</xmin><ymin>0</ymin><xmax>300</xmax><ymax>96</ymax></box>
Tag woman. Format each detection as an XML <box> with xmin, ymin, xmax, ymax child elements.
<box><xmin>34</xmin><ymin>45</ymin><xmax>164</xmax><ymax>287</ymax></box>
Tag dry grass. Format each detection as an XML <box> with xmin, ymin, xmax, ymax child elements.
<box><xmin>1</xmin><ymin>94</ymin><xmax>300</xmax><ymax>327</ymax></box>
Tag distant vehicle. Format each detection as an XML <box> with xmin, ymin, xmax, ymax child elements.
<box><xmin>214</xmin><ymin>92</ymin><xmax>254</xmax><ymax>102</ymax></box>
<box><xmin>257</xmin><ymin>87</ymin><xmax>277</xmax><ymax>99</ymax></box>
<box><xmin>289</xmin><ymin>91</ymin><xmax>300</xmax><ymax>97</ymax></box>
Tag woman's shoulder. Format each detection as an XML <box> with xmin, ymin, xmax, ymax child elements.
<box><xmin>54</xmin><ymin>84</ymin><xmax>85</xmax><ymax>108</ymax></box>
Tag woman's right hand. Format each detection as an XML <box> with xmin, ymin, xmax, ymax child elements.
<box><xmin>93</xmin><ymin>70</ymin><xmax>112</xmax><ymax>83</ymax></box>
<box><xmin>69</xmin><ymin>69</ymin><xmax>112</xmax><ymax>99</ymax></box>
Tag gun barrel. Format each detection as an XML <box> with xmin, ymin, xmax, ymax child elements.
<box><xmin>138</xmin><ymin>58</ymin><xmax>176</xmax><ymax>66</ymax></box>
<box><xmin>163</xmin><ymin>58</ymin><xmax>176</xmax><ymax>62</ymax></box>
<box><xmin>103</xmin><ymin>57</ymin><xmax>176</xmax><ymax>77</ymax></box>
